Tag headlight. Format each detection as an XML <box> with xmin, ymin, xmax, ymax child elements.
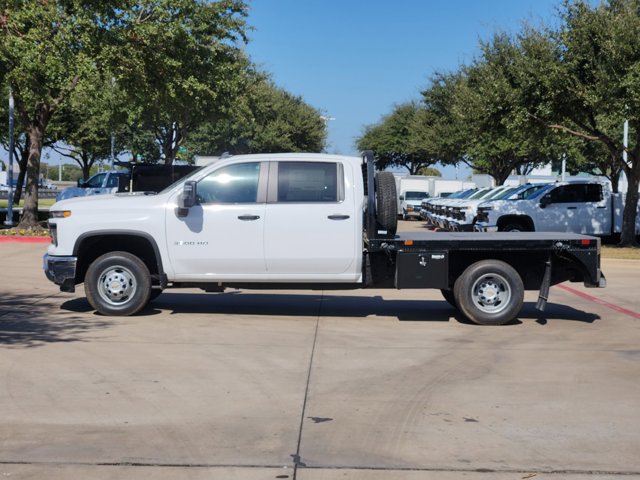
<box><xmin>49</xmin><ymin>210</ymin><xmax>71</xmax><ymax>218</ymax></box>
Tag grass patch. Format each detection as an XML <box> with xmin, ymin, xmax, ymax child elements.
<box><xmin>0</xmin><ymin>226</ymin><xmax>49</xmax><ymax>237</ymax></box>
<box><xmin>0</xmin><ymin>198</ymin><xmax>56</xmax><ymax>208</ymax></box>
<box><xmin>601</xmin><ymin>245</ymin><xmax>640</xmax><ymax>260</ymax></box>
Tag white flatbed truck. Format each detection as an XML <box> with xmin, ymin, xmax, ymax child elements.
<box><xmin>44</xmin><ymin>152</ymin><xmax>605</xmax><ymax>325</ymax></box>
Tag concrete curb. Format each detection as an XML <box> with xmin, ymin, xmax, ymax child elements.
<box><xmin>0</xmin><ymin>236</ymin><xmax>50</xmax><ymax>244</ymax></box>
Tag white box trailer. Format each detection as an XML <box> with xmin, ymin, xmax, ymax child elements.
<box><xmin>394</xmin><ymin>175</ymin><xmax>476</xmax><ymax>217</ymax></box>
<box><xmin>397</xmin><ymin>176</ymin><xmax>431</xmax><ymax>217</ymax></box>
<box><xmin>430</xmin><ymin>179</ymin><xmax>476</xmax><ymax>197</ymax></box>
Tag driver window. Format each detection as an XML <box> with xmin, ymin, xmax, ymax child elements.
<box><xmin>86</xmin><ymin>173</ymin><xmax>106</xmax><ymax>188</ymax></box>
<box><xmin>197</xmin><ymin>162</ymin><xmax>260</xmax><ymax>204</ymax></box>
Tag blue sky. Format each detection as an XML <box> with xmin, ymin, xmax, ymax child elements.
<box><xmin>244</xmin><ymin>0</ymin><xmax>560</xmax><ymax>178</ymax></box>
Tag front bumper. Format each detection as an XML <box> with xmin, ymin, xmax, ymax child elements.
<box><xmin>43</xmin><ymin>253</ymin><xmax>78</xmax><ymax>292</ymax></box>
<box><xmin>402</xmin><ymin>209</ymin><xmax>422</xmax><ymax>219</ymax></box>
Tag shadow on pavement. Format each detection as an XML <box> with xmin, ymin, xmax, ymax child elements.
<box><xmin>84</xmin><ymin>291</ymin><xmax>602</xmax><ymax>325</ymax></box>
<box><xmin>0</xmin><ymin>294</ymin><xmax>112</xmax><ymax>348</ymax></box>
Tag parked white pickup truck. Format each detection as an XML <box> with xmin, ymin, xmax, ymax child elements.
<box><xmin>44</xmin><ymin>152</ymin><xmax>605</xmax><ymax>326</ymax></box>
<box><xmin>447</xmin><ymin>184</ymin><xmax>550</xmax><ymax>232</ymax></box>
<box><xmin>474</xmin><ymin>180</ymin><xmax>640</xmax><ymax>236</ymax></box>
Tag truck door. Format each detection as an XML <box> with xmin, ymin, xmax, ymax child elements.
<box><xmin>165</xmin><ymin>162</ymin><xmax>267</xmax><ymax>278</ymax></box>
<box><xmin>263</xmin><ymin>160</ymin><xmax>359</xmax><ymax>277</ymax></box>
<box><xmin>538</xmin><ymin>183</ymin><xmax>610</xmax><ymax>234</ymax></box>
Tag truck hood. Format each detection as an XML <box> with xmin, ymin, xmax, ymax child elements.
<box><xmin>52</xmin><ymin>191</ymin><xmax>164</xmax><ymax>212</ymax></box>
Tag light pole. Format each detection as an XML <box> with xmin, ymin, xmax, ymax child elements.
<box><xmin>4</xmin><ymin>86</ymin><xmax>15</xmax><ymax>227</ymax></box>
<box><xmin>623</xmin><ymin>118</ymin><xmax>629</xmax><ymax>164</ymax></box>
<box><xmin>320</xmin><ymin>115</ymin><xmax>335</xmax><ymax>153</ymax></box>
<box><xmin>111</xmin><ymin>76</ymin><xmax>116</xmax><ymax>168</ymax></box>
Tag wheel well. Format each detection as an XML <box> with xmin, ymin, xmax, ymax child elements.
<box><xmin>447</xmin><ymin>251</ymin><xmax>548</xmax><ymax>291</ymax></box>
<box><xmin>74</xmin><ymin>234</ymin><xmax>162</xmax><ymax>285</ymax></box>
<box><xmin>497</xmin><ymin>215</ymin><xmax>534</xmax><ymax>231</ymax></box>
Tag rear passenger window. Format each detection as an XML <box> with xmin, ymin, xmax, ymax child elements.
<box><xmin>277</xmin><ymin>162</ymin><xmax>341</xmax><ymax>202</ymax></box>
<box><xmin>106</xmin><ymin>174</ymin><xmax>122</xmax><ymax>188</ymax></box>
<box><xmin>584</xmin><ymin>184</ymin><xmax>603</xmax><ymax>202</ymax></box>
<box><xmin>550</xmin><ymin>184</ymin><xmax>603</xmax><ymax>203</ymax></box>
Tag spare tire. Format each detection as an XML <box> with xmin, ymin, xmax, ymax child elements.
<box><xmin>375</xmin><ymin>172</ymin><xmax>398</xmax><ymax>235</ymax></box>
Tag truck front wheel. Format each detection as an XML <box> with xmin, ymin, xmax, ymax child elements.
<box><xmin>84</xmin><ymin>251</ymin><xmax>151</xmax><ymax>316</ymax></box>
<box><xmin>453</xmin><ymin>260</ymin><xmax>524</xmax><ymax>326</ymax></box>
<box><xmin>499</xmin><ymin>222</ymin><xmax>530</xmax><ymax>232</ymax></box>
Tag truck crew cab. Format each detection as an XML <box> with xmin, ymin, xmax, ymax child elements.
<box><xmin>44</xmin><ymin>152</ymin><xmax>605</xmax><ymax>326</ymax></box>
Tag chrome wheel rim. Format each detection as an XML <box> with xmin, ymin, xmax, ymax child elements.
<box><xmin>471</xmin><ymin>273</ymin><xmax>511</xmax><ymax>314</ymax></box>
<box><xmin>97</xmin><ymin>266</ymin><xmax>137</xmax><ymax>306</ymax></box>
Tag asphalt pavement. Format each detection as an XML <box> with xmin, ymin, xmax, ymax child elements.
<box><xmin>1</xmin><ymin>226</ymin><xmax>639</xmax><ymax>480</ymax></box>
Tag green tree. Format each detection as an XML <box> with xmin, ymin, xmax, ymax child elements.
<box><xmin>115</xmin><ymin>0</ymin><xmax>249</xmax><ymax>165</ymax></box>
<box><xmin>417</xmin><ymin>72</ymin><xmax>468</xmax><ymax>172</ymax></box>
<box><xmin>517</xmin><ymin>1</ymin><xmax>640</xmax><ymax>245</ymax></box>
<box><xmin>417</xmin><ymin>166</ymin><xmax>441</xmax><ymax>176</ymax></box>
<box><xmin>185</xmin><ymin>73</ymin><xmax>327</xmax><ymax>155</ymax></box>
<box><xmin>357</xmin><ymin>102</ymin><xmax>439</xmax><ymax>174</ymax></box>
<box><xmin>453</xmin><ymin>33</ymin><xmax>571</xmax><ymax>185</ymax></box>
<box><xmin>0</xmin><ymin>1</ymin><xmax>109</xmax><ymax>227</ymax></box>
<box><xmin>48</xmin><ymin>74</ymin><xmax>125</xmax><ymax>180</ymax></box>
<box><xmin>0</xmin><ymin>0</ymin><xmax>249</xmax><ymax>229</ymax></box>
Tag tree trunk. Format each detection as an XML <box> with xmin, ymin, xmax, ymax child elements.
<box><xmin>160</xmin><ymin>126</ymin><xmax>176</xmax><ymax>165</ymax></box>
<box><xmin>78</xmin><ymin>152</ymin><xmax>93</xmax><ymax>180</ymax></box>
<box><xmin>610</xmin><ymin>172</ymin><xmax>620</xmax><ymax>194</ymax></box>
<box><xmin>619</xmin><ymin>156</ymin><xmax>639</xmax><ymax>247</ymax></box>
<box><xmin>16</xmin><ymin>126</ymin><xmax>44</xmax><ymax>229</ymax></box>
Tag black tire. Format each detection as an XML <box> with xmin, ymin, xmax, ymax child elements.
<box><xmin>440</xmin><ymin>289</ymin><xmax>457</xmax><ymax>308</ymax></box>
<box><xmin>453</xmin><ymin>260</ymin><xmax>524</xmax><ymax>326</ymax></box>
<box><xmin>84</xmin><ymin>251</ymin><xmax>151</xmax><ymax>316</ymax></box>
<box><xmin>375</xmin><ymin>171</ymin><xmax>398</xmax><ymax>235</ymax></box>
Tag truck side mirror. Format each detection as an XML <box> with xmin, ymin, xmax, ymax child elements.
<box><xmin>176</xmin><ymin>180</ymin><xmax>197</xmax><ymax>217</ymax></box>
<box><xmin>77</xmin><ymin>178</ymin><xmax>86</xmax><ymax>188</ymax></box>
<box><xmin>399</xmin><ymin>195</ymin><xmax>404</xmax><ymax>201</ymax></box>
<box><xmin>539</xmin><ymin>194</ymin><xmax>551</xmax><ymax>209</ymax></box>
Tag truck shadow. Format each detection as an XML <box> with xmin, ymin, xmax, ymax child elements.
<box><xmin>139</xmin><ymin>292</ymin><xmax>599</xmax><ymax>324</ymax></box>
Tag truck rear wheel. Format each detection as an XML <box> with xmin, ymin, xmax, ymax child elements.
<box><xmin>453</xmin><ymin>260</ymin><xmax>523</xmax><ymax>325</ymax></box>
<box><xmin>375</xmin><ymin>171</ymin><xmax>398</xmax><ymax>235</ymax></box>
<box><xmin>84</xmin><ymin>251</ymin><xmax>151</xmax><ymax>316</ymax></box>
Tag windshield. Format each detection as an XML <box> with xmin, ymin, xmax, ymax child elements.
<box><xmin>525</xmin><ymin>184</ymin><xmax>554</xmax><ymax>200</ymax></box>
<box><xmin>457</xmin><ymin>189</ymin><xmax>478</xmax><ymax>198</ymax></box>
<box><xmin>491</xmin><ymin>187</ymin><xmax>518</xmax><ymax>200</ymax></box>
<box><xmin>405</xmin><ymin>191</ymin><xmax>429</xmax><ymax>200</ymax></box>
<box><xmin>519</xmin><ymin>184</ymin><xmax>550</xmax><ymax>199</ymax></box>
<box><xmin>85</xmin><ymin>173</ymin><xmax>107</xmax><ymax>188</ymax></box>
<box><xmin>468</xmin><ymin>188</ymin><xmax>491</xmax><ymax>199</ymax></box>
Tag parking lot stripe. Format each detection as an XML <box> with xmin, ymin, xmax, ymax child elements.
<box><xmin>557</xmin><ymin>283</ymin><xmax>640</xmax><ymax>320</ymax></box>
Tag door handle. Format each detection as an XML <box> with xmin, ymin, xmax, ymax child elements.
<box><xmin>328</xmin><ymin>214</ymin><xmax>350</xmax><ymax>220</ymax></box>
<box><xmin>567</xmin><ymin>207</ymin><xmax>577</xmax><ymax>210</ymax></box>
<box><xmin>238</xmin><ymin>215</ymin><xmax>260</xmax><ymax>221</ymax></box>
